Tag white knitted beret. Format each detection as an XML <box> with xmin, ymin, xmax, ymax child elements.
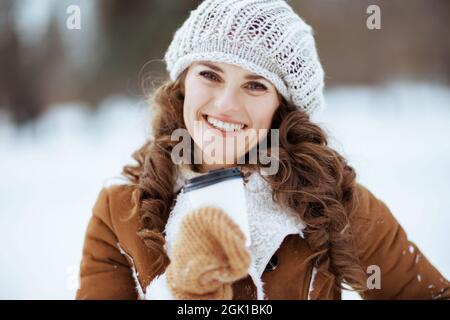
<box><xmin>164</xmin><ymin>0</ymin><xmax>326</xmax><ymax>115</ymax></box>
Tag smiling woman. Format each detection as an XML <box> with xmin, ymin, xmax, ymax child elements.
<box><xmin>183</xmin><ymin>61</ymin><xmax>280</xmax><ymax>171</ymax></box>
<box><xmin>76</xmin><ymin>0</ymin><xmax>450</xmax><ymax>300</ymax></box>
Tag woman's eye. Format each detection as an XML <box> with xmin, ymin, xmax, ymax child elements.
<box><xmin>247</xmin><ymin>82</ymin><xmax>267</xmax><ymax>91</ymax></box>
<box><xmin>199</xmin><ymin>71</ymin><xmax>219</xmax><ymax>82</ymax></box>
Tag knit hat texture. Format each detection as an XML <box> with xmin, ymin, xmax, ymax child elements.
<box><xmin>164</xmin><ymin>0</ymin><xmax>326</xmax><ymax>114</ymax></box>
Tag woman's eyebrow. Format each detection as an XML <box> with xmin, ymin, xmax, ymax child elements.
<box><xmin>197</xmin><ymin>62</ymin><xmax>267</xmax><ymax>81</ymax></box>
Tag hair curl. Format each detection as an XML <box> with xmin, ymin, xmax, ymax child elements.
<box><xmin>122</xmin><ymin>69</ymin><xmax>368</xmax><ymax>293</ymax></box>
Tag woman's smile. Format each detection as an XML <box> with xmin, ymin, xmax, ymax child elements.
<box><xmin>201</xmin><ymin>113</ymin><xmax>248</xmax><ymax>138</ymax></box>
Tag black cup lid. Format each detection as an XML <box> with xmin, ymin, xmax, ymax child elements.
<box><xmin>182</xmin><ymin>166</ymin><xmax>243</xmax><ymax>193</ymax></box>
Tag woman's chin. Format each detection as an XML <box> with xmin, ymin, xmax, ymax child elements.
<box><xmin>200</xmin><ymin>153</ymin><xmax>246</xmax><ymax>166</ymax></box>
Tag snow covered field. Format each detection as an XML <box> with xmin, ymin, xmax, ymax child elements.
<box><xmin>0</xmin><ymin>82</ymin><xmax>449</xmax><ymax>299</ymax></box>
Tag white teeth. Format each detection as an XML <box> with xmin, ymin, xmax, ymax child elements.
<box><xmin>206</xmin><ymin>115</ymin><xmax>245</xmax><ymax>132</ymax></box>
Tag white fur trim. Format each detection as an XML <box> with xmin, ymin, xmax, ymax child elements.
<box><xmin>248</xmin><ymin>265</ymin><xmax>266</xmax><ymax>300</ymax></box>
<box><xmin>145</xmin><ymin>273</ymin><xmax>176</xmax><ymax>300</ymax></box>
<box><xmin>116</xmin><ymin>242</ymin><xmax>145</xmax><ymax>300</ymax></box>
<box><xmin>307</xmin><ymin>266</ymin><xmax>318</xmax><ymax>300</ymax></box>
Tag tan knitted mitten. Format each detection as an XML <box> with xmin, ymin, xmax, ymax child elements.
<box><xmin>165</xmin><ymin>206</ymin><xmax>251</xmax><ymax>300</ymax></box>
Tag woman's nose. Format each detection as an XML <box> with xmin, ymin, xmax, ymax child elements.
<box><xmin>214</xmin><ymin>88</ymin><xmax>244</xmax><ymax>113</ymax></box>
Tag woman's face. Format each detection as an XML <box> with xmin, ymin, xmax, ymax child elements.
<box><xmin>182</xmin><ymin>61</ymin><xmax>280</xmax><ymax>170</ymax></box>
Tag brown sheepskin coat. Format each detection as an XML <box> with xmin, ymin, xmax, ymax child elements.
<box><xmin>76</xmin><ymin>183</ymin><xmax>450</xmax><ymax>300</ymax></box>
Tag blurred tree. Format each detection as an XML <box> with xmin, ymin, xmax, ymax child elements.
<box><xmin>80</xmin><ymin>0</ymin><xmax>200</xmax><ymax>106</ymax></box>
<box><xmin>292</xmin><ymin>0</ymin><xmax>450</xmax><ymax>85</ymax></box>
<box><xmin>0</xmin><ymin>0</ymin><xmax>64</xmax><ymax>125</ymax></box>
<box><xmin>0</xmin><ymin>0</ymin><xmax>42</xmax><ymax>124</ymax></box>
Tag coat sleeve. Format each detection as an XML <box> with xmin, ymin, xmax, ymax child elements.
<box><xmin>75</xmin><ymin>188</ymin><xmax>139</xmax><ymax>300</ymax></box>
<box><xmin>352</xmin><ymin>184</ymin><xmax>450</xmax><ymax>300</ymax></box>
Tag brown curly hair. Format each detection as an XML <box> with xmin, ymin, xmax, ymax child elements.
<box><xmin>122</xmin><ymin>68</ymin><xmax>368</xmax><ymax>293</ymax></box>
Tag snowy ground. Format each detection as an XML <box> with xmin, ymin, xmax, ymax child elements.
<box><xmin>0</xmin><ymin>82</ymin><xmax>449</xmax><ymax>299</ymax></box>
